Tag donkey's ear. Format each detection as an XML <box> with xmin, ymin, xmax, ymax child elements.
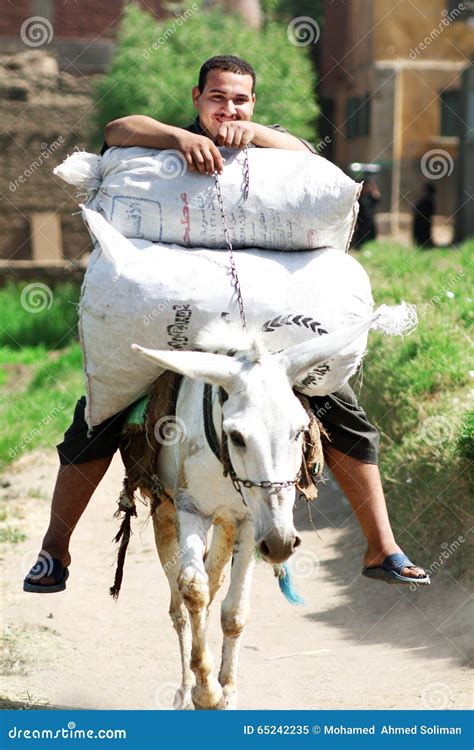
<box><xmin>131</xmin><ymin>345</ymin><xmax>242</xmax><ymax>389</ymax></box>
<box><xmin>276</xmin><ymin>318</ymin><xmax>374</xmax><ymax>385</ymax></box>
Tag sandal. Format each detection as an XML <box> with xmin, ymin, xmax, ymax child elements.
<box><xmin>362</xmin><ymin>552</ymin><xmax>430</xmax><ymax>585</ymax></box>
<box><xmin>23</xmin><ymin>557</ymin><xmax>69</xmax><ymax>593</ymax></box>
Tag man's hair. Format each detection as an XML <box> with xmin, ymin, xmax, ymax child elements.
<box><xmin>198</xmin><ymin>55</ymin><xmax>256</xmax><ymax>94</ymax></box>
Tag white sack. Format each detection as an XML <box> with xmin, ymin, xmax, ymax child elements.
<box><xmin>55</xmin><ymin>146</ymin><xmax>361</xmax><ymax>252</ymax></box>
<box><xmin>79</xmin><ymin>208</ymin><xmax>374</xmax><ymax>428</ymax></box>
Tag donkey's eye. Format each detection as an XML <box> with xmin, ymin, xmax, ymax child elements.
<box><xmin>229</xmin><ymin>431</ymin><xmax>246</xmax><ymax>448</ymax></box>
<box><xmin>294</xmin><ymin>429</ymin><xmax>305</xmax><ymax>441</ymax></box>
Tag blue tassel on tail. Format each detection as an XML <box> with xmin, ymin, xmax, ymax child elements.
<box><xmin>276</xmin><ymin>562</ymin><xmax>305</xmax><ymax>606</ymax></box>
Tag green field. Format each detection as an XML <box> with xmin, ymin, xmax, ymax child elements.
<box><xmin>358</xmin><ymin>241</ymin><xmax>472</xmax><ymax>581</ymax></box>
<box><xmin>0</xmin><ymin>282</ymin><xmax>83</xmax><ymax>471</ymax></box>
<box><xmin>1</xmin><ymin>245</ymin><xmax>472</xmax><ymax>576</ymax></box>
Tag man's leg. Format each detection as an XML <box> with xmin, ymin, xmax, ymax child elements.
<box><xmin>311</xmin><ymin>388</ymin><xmax>426</xmax><ymax>580</ymax></box>
<box><xmin>36</xmin><ymin>457</ymin><xmax>112</xmax><ymax>585</ymax></box>
<box><xmin>323</xmin><ymin>447</ymin><xmax>425</xmax><ymax>578</ymax></box>
<box><xmin>25</xmin><ymin>397</ymin><xmax>128</xmax><ymax>590</ymax></box>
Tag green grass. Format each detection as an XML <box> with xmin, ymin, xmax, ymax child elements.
<box><xmin>0</xmin><ymin>343</ymin><xmax>84</xmax><ymax>470</ymax></box>
<box><xmin>357</xmin><ymin>240</ymin><xmax>473</xmax><ymax>580</ymax></box>
<box><xmin>0</xmin><ymin>282</ymin><xmax>80</xmax><ymax>349</ymax></box>
<box><xmin>0</xmin><ymin>527</ymin><xmax>26</xmax><ymax>544</ymax></box>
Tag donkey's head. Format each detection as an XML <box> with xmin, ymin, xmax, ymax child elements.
<box><xmin>133</xmin><ymin>318</ymin><xmax>373</xmax><ymax>564</ymax></box>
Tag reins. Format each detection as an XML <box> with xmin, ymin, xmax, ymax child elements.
<box><xmin>202</xmin><ymin>382</ymin><xmax>305</xmax><ymax>506</ymax></box>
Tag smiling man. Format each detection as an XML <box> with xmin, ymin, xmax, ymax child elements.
<box><xmin>24</xmin><ymin>55</ymin><xmax>428</xmax><ymax>594</ymax></box>
<box><xmin>103</xmin><ymin>56</ymin><xmax>310</xmax><ymax>172</ymax></box>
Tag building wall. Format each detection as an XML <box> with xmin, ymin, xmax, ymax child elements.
<box><xmin>373</xmin><ymin>0</ymin><xmax>474</xmax><ymax>62</ymax></box>
<box><xmin>320</xmin><ymin>0</ymin><xmax>473</xmax><ymax>233</ymax></box>
<box><xmin>0</xmin><ymin>51</ymin><xmax>95</xmax><ymax>261</ymax></box>
<box><xmin>0</xmin><ymin>0</ymin><xmax>164</xmax><ymax>73</ymax></box>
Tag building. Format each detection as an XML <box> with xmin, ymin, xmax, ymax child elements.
<box><xmin>319</xmin><ymin>0</ymin><xmax>474</xmax><ymax>241</ymax></box>
<box><xmin>0</xmin><ymin>1</ymin><xmax>165</xmax><ymax>266</ymax></box>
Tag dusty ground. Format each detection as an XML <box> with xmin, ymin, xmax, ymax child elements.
<box><xmin>1</xmin><ymin>449</ymin><xmax>472</xmax><ymax>711</ymax></box>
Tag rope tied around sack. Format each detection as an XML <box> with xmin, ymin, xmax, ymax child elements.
<box><xmin>213</xmin><ymin>146</ymin><xmax>250</xmax><ymax>333</ymax></box>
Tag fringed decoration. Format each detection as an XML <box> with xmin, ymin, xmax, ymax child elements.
<box><xmin>295</xmin><ymin>392</ymin><xmax>327</xmax><ymax>502</ymax></box>
<box><xmin>274</xmin><ymin>562</ymin><xmax>305</xmax><ymax>606</ymax></box>
<box><xmin>372</xmin><ymin>302</ymin><xmax>418</xmax><ymax>337</ymax></box>
<box><xmin>110</xmin><ymin>483</ymin><xmax>137</xmax><ymax>600</ymax></box>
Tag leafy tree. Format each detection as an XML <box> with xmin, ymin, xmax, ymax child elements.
<box><xmin>93</xmin><ymin>3</ymin><xmax>318</xmax><ymax>146</ymax></box>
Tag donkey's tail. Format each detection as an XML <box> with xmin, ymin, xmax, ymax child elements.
<box><xmin>274</xmin><ymin>562</ymin><xmax>305</xmax><ymax>606</ymax></box>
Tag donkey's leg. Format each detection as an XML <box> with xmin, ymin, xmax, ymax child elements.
<box><xmin>152</xmin><ymin>499</ymin><xmax>194</xmax><ymax>710</ymax></box>
<box><xmin>177</xmin><ymin>507</ymin><xmax>225</xmax><ymax>710</ymax></box>
<box><xmin>218</xmin><ymin>518</ymin><xmax>255</xmax><ymax>709</ymax></box>
<box><xmin>205</xmin><ymin>522</ymin><xmax>234</xmax><ymax>608</ymax></box>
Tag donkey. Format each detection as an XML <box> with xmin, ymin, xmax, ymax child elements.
<box><xmin>132</xmin><ymin>318</ymin><xmax>374</xmax><ymax>710</ymax></box>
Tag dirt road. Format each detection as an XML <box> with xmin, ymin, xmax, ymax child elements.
<box><xmin>1</xmin><ymin>450</ymin><xmax>472</xmax><ymax>710</ymax></box>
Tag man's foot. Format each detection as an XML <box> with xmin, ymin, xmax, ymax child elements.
<box><xmin>23</xmin><ymin>550</ymin><xmax>71</xmax><ymax>593</ymax></box>
<box><xmin>362</xmin><ymin>548</ymin><xmax>430</xmax><ymax>585</ymax></box>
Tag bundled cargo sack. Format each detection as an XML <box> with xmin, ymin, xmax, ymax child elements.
<box><xmin>78</xmin><ymin>208</ymin><xmax>416</xmax><ymax>428</ymax></box>
<box><xmin>54</xmin><ymin>146</ymin><xmax>361</xmax><ymax>252</ymax></box>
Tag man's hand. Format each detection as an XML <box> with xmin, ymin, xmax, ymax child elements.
<box><xmin>215</xmin><ymin>121</ymin><xmax>255</xmax><ymax>149</ymax></box>
<box><xmin>175</xmin><ymin>131</ymin><xmax>224</xmax><ymax>175</ymax></box>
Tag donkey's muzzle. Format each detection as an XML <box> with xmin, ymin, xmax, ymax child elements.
<box><xmin>258</xmin><ymin>531</ymin><xmax>301</xmax><ymax>564</ymax></box>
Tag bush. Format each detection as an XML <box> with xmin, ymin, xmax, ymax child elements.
<box><xmin>0</xmin><ymin>282</ymin><xmax>80</xmax><ymax>349</ymax></box>
<box><xmin>93</xmin><ymin>3</ymin><xmax>318</xmax><ymax>146</ymax></box>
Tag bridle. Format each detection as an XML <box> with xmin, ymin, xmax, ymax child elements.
<box><xmin>202</xmin><ymin>382</ymin><xmax>302</xmax><ymax>505</ymax></box>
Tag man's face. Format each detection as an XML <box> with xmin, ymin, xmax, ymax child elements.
<box><xmin>192</xmin><ymin>69</ymin><xmax>256</xmax><ymax>139</ymax></box>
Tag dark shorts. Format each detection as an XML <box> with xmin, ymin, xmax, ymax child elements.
<box><xmin>57</xmin><ymin>385</ymin><xmax>379</xmax><ymax>466</ymax></box>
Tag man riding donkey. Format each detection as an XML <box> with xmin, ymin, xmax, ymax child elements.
<box><xmin>24</xmin><ymin>55</ymin><xmax>429</xmax><ymax>593</ymax></box>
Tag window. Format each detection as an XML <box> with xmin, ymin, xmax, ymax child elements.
<box><xmin>446</xmin><ymin>1</ymin><xmax>474</xmax><ymax>21</ymax></box>
<box><xmin>346</xmin><ymin>94</ymin><xmax>371</xmax><ymax>139</ymax></box>
<box><xmin>440</xmin><ymin>90</ymin><xmax>461</xmax><ymax>136</ymax></box>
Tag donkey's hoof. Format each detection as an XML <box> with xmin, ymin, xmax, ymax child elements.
<box><xmin>174</xmin><ymin>687</ymin><xmax>194</xmax><ymax>710</ymax></box>
<box><xmin>192</xmin><ymin>679</ymin><xmax>226</xmax><ymax>710</ymax></box>
<box><xmin>222</xmin><ymin>685</ymin><xmax>238</xmax><ymax>710</ymax></box>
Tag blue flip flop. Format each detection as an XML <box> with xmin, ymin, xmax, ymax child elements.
<box><xmin>362</xmin><ymin>552</ymin><xmax>430</xmax><ymax>585</ymax></box>
<box><xmin>23</xmin><ymin>557</ymin><xmax>69</xmax><ymax>593</ymax></box>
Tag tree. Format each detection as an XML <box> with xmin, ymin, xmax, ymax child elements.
<box><xmin>93</xmin><ymin>3</ymin><xmax>318</xmax><ymax>146</ymax></box>
<box><xmin>210</xmin><ymin>0</ymin><xmax>263</xmax><ymax>29</ymax></box>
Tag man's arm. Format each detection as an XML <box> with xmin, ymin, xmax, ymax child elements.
<box><xmin>104</xmin><ymin>115</ymin><xmax>224</xmax><ymax>174</ymax></box>
<box><xmin>251</xmin><ymin>123</ymin><xmax>313</xmax><ymax>152</ymax></box>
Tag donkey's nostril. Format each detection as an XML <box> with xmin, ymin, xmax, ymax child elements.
<box><xmin>293</xmin><ymin>535</ymin><xmax>302</xmax><ymax>549</ymax></box>
<box><xmin>259</xmin><ymin>540</ymin><xmax>270</xmax><ymax>557</ymax></box>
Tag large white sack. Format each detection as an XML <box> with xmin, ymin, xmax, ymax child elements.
<box><xmin>55</xmin><ymin>146</ymin><xmax>361</xmax><ymax>252</ymax></box>
<box><xmin>79</xmin><ymin>208</ymin><xmax>374</xmax><ymax>428</ymax></box>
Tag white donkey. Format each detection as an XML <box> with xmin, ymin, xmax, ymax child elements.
<box><xmin>133</xmin><ymin>317</ymin><xmax>376</xmax><ymax>710</ymax></box>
